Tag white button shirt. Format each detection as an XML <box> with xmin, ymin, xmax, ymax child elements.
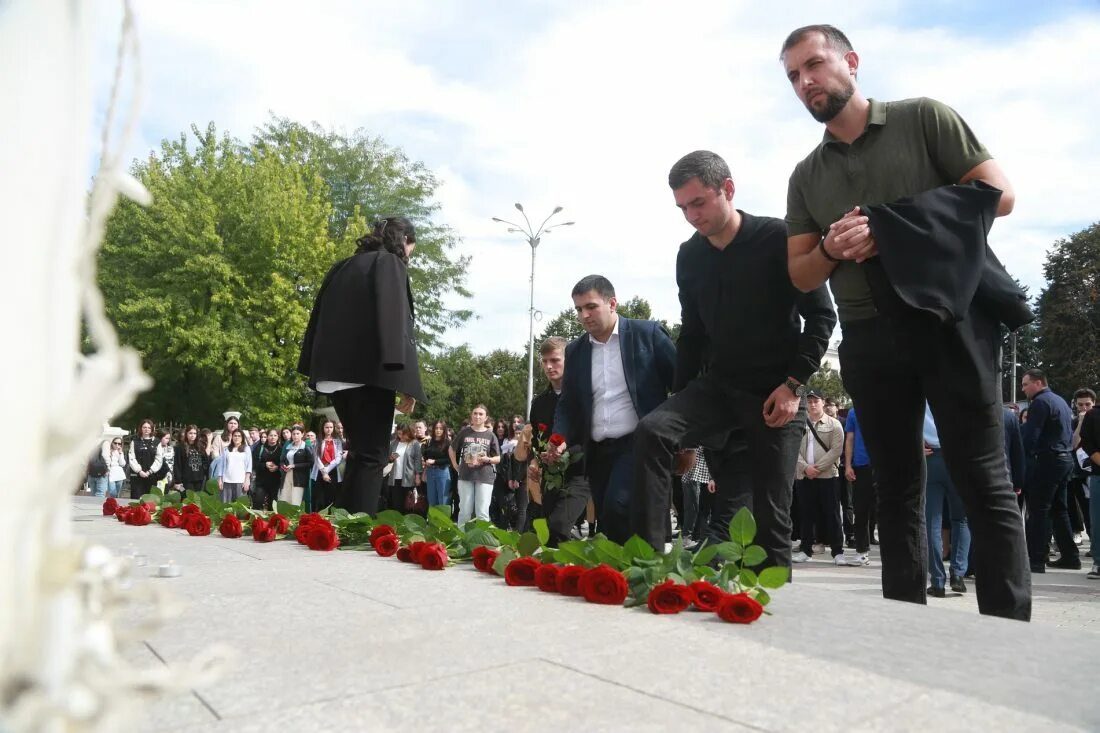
<box><xmin>590</xmin><ymin>318</ymin><xmax>639</xmax><ymax>441</ymax></box>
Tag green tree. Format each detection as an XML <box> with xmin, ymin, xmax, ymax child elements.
<box><xmin>1036</xmin><ymin>223</ymin><xmax>1100</xmax><ymax>399</ymax></box>
<box><xmin>251</xmin><ymin>117</ymin><xmax>471</xmax><ymax>349</ymax></box>
<box><xmin>99</xmin><ymin>123</ymin><xmax>339</xmax><ymax>427</ymax></box>
<box><xmin>418</xmin><ymin>347</ymin><xmax>526</xmax><ymax>427</ymax></box>
<box><xmin>807</xmin><ymin>361</ymin><xmax>849</xmax><ymax>406</ymax></box>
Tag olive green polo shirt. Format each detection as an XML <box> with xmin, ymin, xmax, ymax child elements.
<box><xmin>785</xmin><ymin>97</ymin><xmax>992</xmax><ymax>323</ymax></box>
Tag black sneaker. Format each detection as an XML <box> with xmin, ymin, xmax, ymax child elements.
<box><xmin>949</xmin><ymin>575</ymin><xmax>967</xmax><ymax>593</ymax></box>
<box><xmin>1047</xmin><ymin>557</ymin><xmax>1082</xmax><ymax>570</ymax></box>
<box><xmin>927</xmin><ymin>585</ymin><xmax>946</xmax><ymax>598</ymax></box>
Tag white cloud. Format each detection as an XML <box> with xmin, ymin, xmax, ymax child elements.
<box><xmin>93</xmin><ymin>1</ymin><xmax>1098</xmax><ymax>355</ymax></box>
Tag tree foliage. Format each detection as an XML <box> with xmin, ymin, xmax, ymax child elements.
<box><xmin>99</xmin><ymin>119</ymin><xmax>470</xmax><ymax>428</ymax></box>
<box><xmin>1036</xmin><ymin>223</ymin><xmax>1100</xmax><ymax>398</ymax></box>
<box><xmin>418</xmin><ymin>347</ymin><xmax>527</xmax><ymax>428</ymax></box>
<box><xmin>251</xmin><ymin>117</ymin><xmax>471</xmax><ymax>349</ymax></box>
<box><xmin>806</xmin><ymin>361</ymin><xmax>849</xmax><ymax>406</ymax></box>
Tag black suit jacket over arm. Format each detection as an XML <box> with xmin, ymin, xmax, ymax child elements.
<box><xmin>863</xmin><ymin>181</ymin><xmax>1034</xmax><ymax>330</ymax></box>
<box><xmin>297</xmin><ymin>251</ymin><xmax>426</xmax><ymax>402</ymax></box>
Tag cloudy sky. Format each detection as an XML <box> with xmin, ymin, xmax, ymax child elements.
<box><xmin>92</xmin><ymin>0</ymin><xmax>1099</xmax><ymax>355</ymax></box>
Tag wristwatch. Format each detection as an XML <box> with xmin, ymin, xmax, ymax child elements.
<box><xmin>784</xmin><ymin>377</ymin><xmax>807</xmax><ymax>397</ymax></box>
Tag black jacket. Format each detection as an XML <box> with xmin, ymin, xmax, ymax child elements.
<box><xmin>863</xmin><ymin>181</ymin><xmax>1034</xmax><ymax>330</ymax></box>
<box><xmin>298</xmin><ymin>250</ymin><xmax>426</xmax><ymax>402</ymax></box>
<box><xmin>282</xmin><ymin>444</ymin><xmax>315</xmax><ymax>489</ymax></box>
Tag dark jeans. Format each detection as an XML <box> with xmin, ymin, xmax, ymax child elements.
<box><xmin>544</xmin><ymin>477</ymin><xmax>592</xmax><ymax>546</ymax></box>
<box><xmin>839</xmin><ymin>477</ymin><xmax>855</xmax><ymax>540</ymax></box>
<box><xmin>514</xmin><ymin>479</ymin><xmax>530</xmax><ymax>533</ymax></box>
<box><xmin>633</xmin><ymin>375</ymin><xmax>805</xmax><ymax>570</ymax></box>
<box><xmin>1024</xmin><ymin>453</ymin><xmax>1077</xmax><ymax>565</ymax></box>
<box><xmin>1068</xmin><ymin>477</ymin><xmax>1090</xmax><ymax>534</ymax></box>
<box><xmin>587</xmin><ymin>434</ymin><xmax>637</xmax><ymax>545</ymax></box>
<box><xmin>331</xmin><ymin>385</ymin><xmax>395</xmax><ymax>515</ymax></box>
<box><xmin>797</xmin><ymin>477</ymin><xmax>844</xmax><ymax>557</ymax></box>
<box><xmin>851</xmin><ymin>465</ymin><xmax>877</xmax><ymax>552</ymax></box>
<box><xmin>839</xmin><ymin>314</ymin><xmax>1030</xmax><ymax>621</ymax></box>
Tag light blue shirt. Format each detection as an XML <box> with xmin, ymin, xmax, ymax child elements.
<box><xmin>923</xmin><ymin>404</ymin><xmax>941</xmax><ymax>449</ymax></box>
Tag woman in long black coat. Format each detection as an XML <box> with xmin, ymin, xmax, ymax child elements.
<box><xmin>298</xmin><ymin>217</ymin><xmax>426</xmax><ymax>515</ymax></box>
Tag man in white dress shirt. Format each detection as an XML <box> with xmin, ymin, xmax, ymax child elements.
<box><xmin>552</xmin><ymin>275</ymin><xmax>677</xmax><ymax>544</ymax></box>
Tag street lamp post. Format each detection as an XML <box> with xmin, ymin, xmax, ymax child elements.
<box><xmin>492</xmin><ymin>204</ymin><xmax>574</xmax><ymax>419</ymax></box>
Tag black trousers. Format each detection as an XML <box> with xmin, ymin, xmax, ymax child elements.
<box><xmin>312</xmin><ymin>476</ymin><xmax>339</xmax><ymax>511</ymax></box>
<box><xmin>838</xmin><ymin>476</ymin><xmax>855</xmax><ymax>540</ymax></box>
<box><xmin>697</xmin><ymin>443</ymin><xmax>752</xmax><ymax>546</ymax></box>
<box><xmin>797</xmin><ymin>477</ymin><xmax>844</xmax><ymax>557</ymax></box>
<box><xmin>851</xmin><ymin>465</ymin><xmax>878</xmax><ymax>553</ymax></box>
<box><xmin>1024</xmin><ymin>453</ymin><xmax>1077</xmax><ymax>566</ymax></box>
<box><xmin>129</xmin><ymin>473</ymin><xmax>157</xmax><ymax>501</ymax></box>
<box><xmin>252</xmin><ymin>480</ymin><xmax>278</xmax><ymax>510</ymax></box>
<box><xmin>331</xmin><ymin>385</ymin><xmax>395</xmax><ymax>515</ymax></box>
<box><xmin>839</xmin><ymin>314</ymin><xmax>1030</xmax><ymax>621</ymax></box>
<box><xmin>633</xmin><ymin>375</ymin><xmax>805</xmax><ymax>569</ymax></box>
<box><xmin>543</xmin><ymin>478</ymin><xmax>591</xmax><ymax>546</ymax></box>
<box><xmin>1068</xmin><ymin>476</ymin><xmax>1089</xmax><ymax>534</ymax></box>
<box><xmin>587</xmin><ymin>434</ymin><xmax>637</xmax><ymax>545</ymax></box>
<box><xmin>180</xmin><ymin>478</ymin><xmax>205</xmax><ymax>495</ymax></box>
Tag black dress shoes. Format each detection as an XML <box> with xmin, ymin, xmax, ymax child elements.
<box><xmin>949</xmin><ymin>575</ymin><xmax>967</xmax><ymax>593</ymax></box>
<box><xmin>1047</xmin><ymin>557</ymin><xmax>1082</xmax><ymax>570</ymax></box>
<box><xmin>927</xmin><ymin>585</ymin><xmax>946</xmax><ymax>598</ymax></box>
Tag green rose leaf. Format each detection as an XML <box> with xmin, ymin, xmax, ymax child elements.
<box><xmin>532</xmin><ymin>518</ymin><xmax>550</xmax><ymax>546</ymax></box>
<box><xmin>428</xmin><ymin>506</ymin><xmax>456</xmax><ymax>530</ymax></box>
<box><xmin>692</xmin><ymin>544</ymin><xmax>719</xmax><ymax>567</ymax></box>
<box><xmin>624</xmin><ymin>535</ymin><xmax>656</xmax><ymax>563</ymax></box>
<box><xmin>492</xmin><ymin>546</ymin><xmax>518</xmax><ymax>576</ymax></box>
<box><xmin>715</xmin><ymin>542</ymin><xmax>743</xmax><ymax>562</ymax></box>
<box><xmin>758</xmin><ymin>566</ymin><xmax>789</xmax><ymax>588</ymax></box>
<box><xmin>139</xmin><ymin>493</ymin><xmax>160</xmax><ymax>506</ymax></box>
<box><xmin>517</xmin><ymin>531</ymin><xmax>542</xmax><ymax>557</ymax></box>
<box><xmin>593</xmin><ymin>538</ymin><xmax>626</xmax><ymax>568</ymax></box>
<box><xmin>739</xmin><ymin>568</ymin><xmax>758</xmax><ymax>588</ymax></box>
<box><xmin>729</xmin><ymin>507</ymin><xmax>756</xmax><ymax>547</ymax></box>
<box><xmin>752</xmin><ymin>587</ymin><xmax>771</xmax><ymax>606</ymax></box>
<box><xmin>742</xmin><ymin>544</ymin><xmax>767</xmax><ymax>567</ymax></box>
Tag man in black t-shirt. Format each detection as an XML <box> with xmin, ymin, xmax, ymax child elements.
<box><xmin>632</xmin><ymin>150</ymin><xmax>835</xmax><ymax>569</ymax></box>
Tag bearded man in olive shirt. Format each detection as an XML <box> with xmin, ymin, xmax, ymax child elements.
<box><xmin>781</xmin><ymin>24</ymin><xmax>1030</xmax><ymax>620</ymax></box>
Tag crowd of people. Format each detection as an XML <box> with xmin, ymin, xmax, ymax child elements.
<box><xmin>85</xmin><ymin>24</ymin><xmax>1100</xmax><ymax>625</ymax></box>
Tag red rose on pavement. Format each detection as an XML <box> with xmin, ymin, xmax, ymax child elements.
<box><xmin>115</xmin><ymin>507</ymin><xmax>131</xmax><ymax>522</ymax></box>
<box><xmin>396</xmin><ymin>546</ymin><xmax>414</xmax><ymax>563</ymax></box>
<box><xmin>142</xmin><ymin>501</ymin><xmax>157</xmax><ymax>512</ymax></box>
<box><xmin>557</xmin><ymin>565</ymin><xmax>586</xmax><ymax>596</ymax></box>
<box><xmin>370</xmin><ymin>525</ymin><xmax>397</xmax><ymax>543</ymax></box>
<box><xmin>373</xmin><ymin>533</ymin><xmax>400</xmax><ymax>557</ymax></box>
<box><xmin>716</xmin><ymin>592</ymin><xmax>764</xmax><ymax>624</ymax></box>
<box><xmin>548</xmin><ymin>433</ymin><xmax>566</xmax><ymax>447</ymax></box>
<box><xmin>270</xmin><ymin>514</ymin><xmax>290</xmax><ymax>535</ymax></box>
<box><xmin>181</xmin><ymin>504</ymin><xmax>202</xmax><ymax>516</ymax></box>
<box><xmin>159</xmin><ymin>507</ymin><xmax>183</xmax><ymax>529</ymax></box>
<box><xmin>419</xmin><ymin>543</ymin><xmax>450</xmax><ymax>570</ymax></box>
<box><xmin>534</xmin><ymin>564</ymin><xmax>560</xmax><ymax>593</ymax></box>
<box><xmin>126</xmin><ymin>505</ymin><xmax>152</xmax><ymax>526</ymax></box>
<box><xmin>219</xmin><ymin>514</ymin><xmax>243</xmax><ymax>538</ymax></box>
<box><xmin>578</xmin><ymin>564</ymin><xmax>628</xmax><ymax>605</ymax></box>
<box><xmin>102</xmin><ymin>498</ymin><xmax>118</xmax><ymax>516</ymax></box>
<box><xmin>303</xmin><ymin>522</ymin><xmax>340</xmax><ymax>551</ymax></box>
<box><xmin>298</xmin><ymin>513</ymin><xmax>324</xmax><ymax>525</ymax></box>
<box><xmin>689</xmin><ymin>582</ymin><xmax>723</xmax><ymax>612</ymax></box>
<box><xmin>409</xmin><ymin>541</ymin><xmax>428</xmax><ymax>563</ymax></box>
<box><xmin>252</xmin><ymin>518</ymin><xmax>276</xmax><ymax>542</ymax></box>
<box><xmin>646</xmin><ymin>580</ymin><xmax>694</xmax><ymax>614</ymax></box>
<box><xmin>183</xmin><ymin>512</ymin><xmax>211</xmax><ymax>536</ymax></box>
<box><xmin>504</xmin><ymin>556</ymin><xmax>541</xmax><ymax>586</ymax></box>
<box><xmin>471</xmin><ymin>546</ymin><xmax>500</xmax><ymax>573</ymax></box>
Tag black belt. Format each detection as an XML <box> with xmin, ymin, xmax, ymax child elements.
<box><xmin>592</xmin><ymin>433</ymin><xmax>632</xmax><ymax>449</ymax></box>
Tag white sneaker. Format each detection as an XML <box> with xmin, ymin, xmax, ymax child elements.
<box><xmin>1074</xmin><ymin>533</ymin><xmax>1084</xmax><ymax>545</ymax></box>
<box><xmin>792</xmin><ymin>551</ymin><xmax>811</xmax><ymax>563</ymax></box>
<box><xmin>812</xmin><ymin>543</ymin><xmax>826</xmax><ymax>554</ymax></box>
<box><xmin>834</xmin><ymin>554</ymin><xmax>850</xmax><ymax>566</ymax></box>
<box><xmin>853</xmin><ymin>552</ymin><xmax>870</xmax><ymax>566</ymax></box>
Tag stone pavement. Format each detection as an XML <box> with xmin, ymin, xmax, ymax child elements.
<box><xmin>791</xmin><ymin>543</ymin><xmax>1100</xmax><ymax>634</ymax></box>
<box><xmin>72</xmin><ymin>497</ymin><xmax>1100</xmax><ymax>732</ymax></box>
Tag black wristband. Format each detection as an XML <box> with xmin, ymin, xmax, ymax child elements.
<box><xmin>817</xmin><ymin>234</ymin><xmax>840</xmax><ymax>263</ymax></box>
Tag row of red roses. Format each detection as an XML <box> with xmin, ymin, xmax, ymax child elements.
<box><xmin>103</xmin><ymin>497</ymin><xmax>340</xmax><ymax>551</ymax></box>
<box><xmin>480</xmin><ymin>552</ymin><xmax>762</xmax><ymax>623</ymax></box>
<box><xmin>104</xmin><ymin>498</ymin><xmax>765</xmax><ymax>624</ymax></box>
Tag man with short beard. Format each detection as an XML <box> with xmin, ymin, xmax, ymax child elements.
<box><xmin>781</xmin><ymin>24</ymin><xmax>1030</xmax><ymax>620</ymax></box>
